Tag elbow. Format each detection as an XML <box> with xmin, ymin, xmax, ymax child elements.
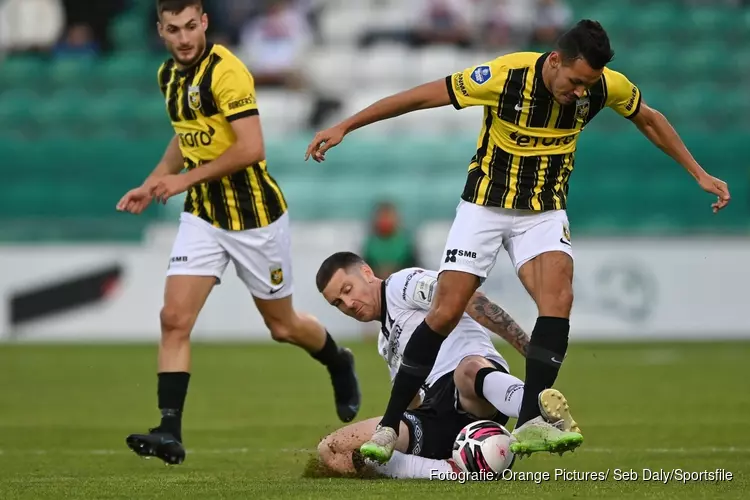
<box><xmin>241</xmin><ymin>144</ymin><xmax>265</xmax><ymax>166</ymax></box>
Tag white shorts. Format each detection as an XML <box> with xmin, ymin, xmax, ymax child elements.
<box><xmin>166</xmin><ymin>212</ymin><xmax>293</xmax><ymax>300</ymax></box>
<box><xmin>439</xmin><ymin>200</ymin><xmax>573</xmax><ymax>278</ymax></box>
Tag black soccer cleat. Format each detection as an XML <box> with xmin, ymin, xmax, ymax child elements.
<box><xmin>126</xmin><ymin>427</ymin><xmax>186</xmax><ymax>465</ymax></box>
<box><xmin>330</xmin><ymin>348</ymin><xmax>361</xmax><ymax>423</ymax></box>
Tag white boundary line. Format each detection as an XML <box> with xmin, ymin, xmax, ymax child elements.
<box><xmin>0</xmin><ymin>447</ymin><xmax>749</xmax><ymax>456</ymax></box>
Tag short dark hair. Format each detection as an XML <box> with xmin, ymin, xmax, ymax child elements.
<box><xmin>316</xmin><ymin>252</ymin><xmax>365</xmax><ymax>292</ymax></box>
<box><xmin>157</xmin><ymin>0</ymin><xmax>202</xmax><ymax>15</ymax></box>
<box><xmin>556</xmin><ymin>19</ymin><xmax>614</xmax><ymax>70</ymax></box>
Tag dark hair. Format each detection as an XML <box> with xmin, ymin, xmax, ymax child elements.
<box><xmin>157</xmin><ymin>0</ymin><xmax>202</xmax><ymax>15</ymax></box>
<box><xmin>316</xmin><ymin>252</ymin><xmax>365</xmax><ymax>292</ymax></box>
<box><xmin>556</xmin><ymin>19</ymin><xmax>614</xmax><ymax>70</ymax></box>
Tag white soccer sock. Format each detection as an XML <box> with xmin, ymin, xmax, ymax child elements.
<box><xmin>480</xmin><ymin>371</ymin><xmax>525</xmax><ymax>418</ymax></box>
<box><xmin>366</xmin><ymin>451</ymin><xmax>453</xmax><ymax>479</ymax></box>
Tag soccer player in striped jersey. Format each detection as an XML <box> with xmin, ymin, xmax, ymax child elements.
<box><xmin>306</xmin><ymin>20</ymin><xmax>730</xmax><ymax>462</ymax></box>
<box><xmin>117</xmin><ymin>0</ymin><xmax>360</xmax><ymax>465</ymax></box>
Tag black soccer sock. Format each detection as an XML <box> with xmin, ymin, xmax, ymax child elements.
<box><xmin>516</xmin><ymin>317</ymin><xmax>570</xmax><ymax>428</ymax></box>
<box><xmin>157</xmin><ymin>372</ymin><xmax>190</xmax><ymax>441</ymax></box>
<box><xmin>311</xmin><ymin>332</ymin><xmax>348</xmax><ymax>373</ymax></box>
<box><xmin>378</xmin><ymin>320</ymin><xmax>446</xmax><ymax>434</ymax></box>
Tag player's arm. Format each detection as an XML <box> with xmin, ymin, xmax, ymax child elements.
<box><xmin>630</xmin><ymin>103</ymin><xmax>729</xmax><ymax>212</ymax></box>
<box><xmin>606</xmin><ymin>70</ymin><xmax>730</xmax><ymax>213</ymax></box>
<box><xmin>182</xmin><ymin>116</ymin><xmax>264</xmax><ymax>185</ymax></box>
<box><xmin>306</xmin><ymin>60</ymin><xmax>501</xmax><ymax>161</ymax></box>
<box><xmin>465</xmin><ymin>292</ymin><xmax>529</xmax><ymax>357</ymax></box>
<box><xmin>117</xmin><ymin>135</ymin><xmax>184</xmax><ymax>213</ymax></box>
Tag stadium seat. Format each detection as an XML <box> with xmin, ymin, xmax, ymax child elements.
<box><xmin>319</xmin><ymin>6</ymin><xmax>371</xmax><ymax>46</ymax></box>
<box><xmin>95</xmin><ymin>53</ymin><xmax>162</xmax><ymax>92</ymax></box>
<box><xmin>48</xmin><ymin>57</ymin><xmax>97</xmax><ymax>90</ymax></box>
<box><xmin>416</xmin><ymin>46</ymin><xmax>464</xmax><ymax>83</ymax></box>
<box><xmin>356</xmin><ymin>45</ymin><xmax>412</xmax><ymax>88</ymax></box>
<box><xmin>112</xmin><ymin>14</ymin><xmax>149</xmax><ymax>53</ymax></box>
<box><xmin>0</xmin><ymin>56</ymin><xmax>46</xmax><ymax>91</ymax></box>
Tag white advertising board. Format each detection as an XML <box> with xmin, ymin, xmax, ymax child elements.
<box><xmin>0</xmin><ymin>221</ymin><xmax>747</xmax><ymax>342</ymax></box>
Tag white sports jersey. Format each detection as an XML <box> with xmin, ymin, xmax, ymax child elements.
<box><xmin>377</xmin><ymin>268</ymin><xmax>509</xmax><ymax>388</ymax></box>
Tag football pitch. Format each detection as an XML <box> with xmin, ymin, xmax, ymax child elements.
<box><xmin>0</xmin><ymin>340</ymin><xmax>747</xmax><ymax>499</ymax></box>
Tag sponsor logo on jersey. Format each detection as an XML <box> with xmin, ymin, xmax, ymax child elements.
<box><xmin>470</xmin><ymin>65</ymin><xmax>492</xmax><ymax>85</ymax></box>
<box><xmin>445</xmin><ymin>249</ymin><xmax>477</xmax><ymax>263</ymax></box>
<box><xmin>178</xmin><ymin>124</ymin><xmax>216</xmax><ymax>148</ymax></box>
<box><xmin>188</xmin><ymin>85</ymin><xmax>202</xmax><ymax>110</ymax></box>
<box><xmin>401</xmin><ymin>269</ymin><xmax>424</xmax><ymax>300</ymax></box>
<box><xmin>625</xmin><ymin>86</ymin><xmax>638</xmax><ymax>112</ymax></box>
<box><xmin>509</xmin><ymin>131</ymin><xmax>577</xmax><ymax>148</ymax></box>
<box><xmin>454</xmin><ymin>73</ymin><xmax>470</xmax><ymax>97</ymax></box>
<box><xmin>228</xmin><ymin>95</ymin><xmax>256</xmax><ymax>110</ymax></box>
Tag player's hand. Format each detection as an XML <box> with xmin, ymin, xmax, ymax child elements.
<box><xmin>151</xmin><ymin>174</ymin><xmax>191</xmax><ymax>204</ymax></box>
<box><xmin>305</xmin><ymin>125</ymin><xmax>346</xmax><ymax>163</ymax></box>
<box><xmin>116</xmin><ymin>186</ymin><xmax>153</xmax><ymax>215</ymax></box>
<box><xmin>697</xmin><ymin>173</ymin><xmax>731</xmax><ymax>213</ymax></box>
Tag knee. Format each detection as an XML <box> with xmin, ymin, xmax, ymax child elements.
<box><xmin>454</xmin><ymin>357</ymin><xmax>490</xmax><ymax>397</ymax></box>
<box><xmin>266</xmin><ymin>317</ymin><xmax>297</xmax><ymax>344</ymax></box>
<box><xmin>159</xmin><ymin>306</ymin><xmax>193</xmax><ymax>338</ymax></box>
<box><xmin>540</xmin><ymin>284</ymin><xmax>574</xmax><ymax>316</ymax></box>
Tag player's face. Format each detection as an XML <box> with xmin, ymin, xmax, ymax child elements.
<box><xmin>548</xmin><ymin>52</ymin><xmax>604</xmax><ymax>106</ymax></box>
<box><xmin>158</xmin><ymin>7</ymin><xmax>208</xmax><ymax>67</ymax></box>
<box><xmin>322</xmin><ymin>267</ymin><xmax>380</xmax><ymax>322</ymax></box>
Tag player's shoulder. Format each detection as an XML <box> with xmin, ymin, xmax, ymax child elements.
<box><xmin>494</xmin><ymin>51</ymin><xmax>544</xmax><ymax>70</ymax></box>
<box><xmin>385</xmin><ymin>268</ymin><xmax>438</xmax><ymax>304</ymax></box>
<box><xmin>602</xmin><ymin>65</ymin><xmax>635</xmax><ymax>87</ymax></box>
<box><xmin>211</xmin><ymin>44</ymin><xmax>252</xmax><ymax>75</ymax></box>
<box><xmin>465</xmin><ymin>52</ymin><xmax>541</xmax><ymax>86</ymax></box>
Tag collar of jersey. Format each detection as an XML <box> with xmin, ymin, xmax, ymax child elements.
<box><xmin>174</xmin><ymin>43</ymin><xmax>214</xmax><ymax>76</ymax></box>
<box><xmin>534</xmin><ymin>52</ymin><xmax>553</xmax><ymax>99</ymax></box>
<box><xmin>379</xmin><ymin>280</ymin><xmax>388</xmax><ymax>325</ymax></box>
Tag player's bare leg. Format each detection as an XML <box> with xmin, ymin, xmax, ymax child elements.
<box><xmin>512</xmin><ymin>251</ymin><xmax>582</xmax><ymax>456</ymax></box>
<box><xmin>360</xmin><ymin>270</ymin><xmax>480</xmax><ymax>463</ymax></box>
<box><xmin>126</xmin><ymin>275</ymin><xmax>216</xmax><ymax>465</ymax></box>
<box><xmin>318</xmin><ymin>417</ymin><xmax>457</xmax><ymax>478</ymax></box>
<box><xmin>453</xmin><ymin>356</ymin><xmax>522</xmax><ymax>419</ymax></box>
<box><xmin>254</xmin><ymin>295</ymin><xmax>361</xmax><ymax>422</ymax></box>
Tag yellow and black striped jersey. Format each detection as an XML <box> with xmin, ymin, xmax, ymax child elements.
<box><xmin>158</xmin><ymin>43</ymin><xmax>287</xmax><ymax>231</ymax></box>
<box><xmin>445</xmin><ymin>52</ymin><xmax>641</xmax><ymax>211</ymax></box>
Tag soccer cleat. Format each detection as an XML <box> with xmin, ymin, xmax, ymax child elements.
<box><xmin>539</xmin><ymin>388</ymin><xmax>581</xmax><ymax>433</ymax></box>
<box><xmin>509</xmin><ymin>416</ymin><xmax>583</xmax><ymax>458</ymax></box>
<box><xmin>126</xmin><ymin>427</ymin><xmax>186</xmax><ymax>465</ymax></box>
<box><xmin>359</xmin><ymin>425</ymin><xmax>398</xmax><ymax>464</ymax></box>
<box><xmin>330</xmin><ymin>348</ymin><xmax>361</xmax><ymax>422</ymax></box>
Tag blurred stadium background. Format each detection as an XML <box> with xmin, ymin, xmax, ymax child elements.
<box><xmin>0</xmin><ymin>1</ymin><xmax>749</xmax><ymax>498</ymax></box>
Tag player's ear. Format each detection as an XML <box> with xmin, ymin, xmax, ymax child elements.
<box><xmin>549</xmin><ymin>51</ymin><xmax>560</xmax><ymax>68</ymax></box>
<box><xmin>201</xmin><ymin>13</ymin><xmax>208</xmax><ymax>30</ymax></box>
<box><xmin>361</xmin><ymin>264</ymin><xmax>375</xmax><ymax>283</ymax></box>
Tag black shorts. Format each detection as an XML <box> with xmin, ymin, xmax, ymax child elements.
<box><xmin>400</xmin><ymin>360</ymin><xmax>510</xmax><ymax>459</ymax></box>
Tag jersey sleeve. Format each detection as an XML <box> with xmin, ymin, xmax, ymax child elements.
<box><xmin>388</xmin><ymin>268</ymin><xmax>438</xmax><ymax>311</ymax></box>
<box><xmin>604</xmin><ymin>69</ymin><xmax>642</xmax><ymax>119</ymax></box>
<box><xmin>212</xmin><ymin>58</ymin><xmax>259</xmax><ymax>122</ymax></box>
<box><xmin>445</xmin><ymin>58</ymin><xmax>504</xmax><ymax>110</ymax></box>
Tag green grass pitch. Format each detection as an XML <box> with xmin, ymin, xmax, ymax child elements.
<box><xmin>0</xmin><ymin>340</ymin><xmax>748</xmax><ymax>499</ymax></box>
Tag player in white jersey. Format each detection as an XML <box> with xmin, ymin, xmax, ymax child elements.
<box><xmin>313</xmin><ymin>252</ymin><xmax>579</xmax><ymax>479</ymax></box>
